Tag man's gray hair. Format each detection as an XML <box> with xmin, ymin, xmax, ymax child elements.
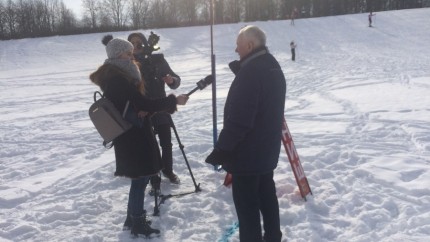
<box><xmin>239</xmin><ymin>25</ymin><xmax>266</xmax><ymax>47</ymax></box>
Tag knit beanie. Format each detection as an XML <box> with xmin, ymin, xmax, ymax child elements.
<box><xmin>102</xmin><ymin>35</ymin><xmax>133</xmax><ymax>59</ymax></box>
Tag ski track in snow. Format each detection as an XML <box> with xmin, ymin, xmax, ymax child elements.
<box><xmin>1</xmin><ymin>8</ymin><xmax>430</xmax><ymax>242</ymax></box>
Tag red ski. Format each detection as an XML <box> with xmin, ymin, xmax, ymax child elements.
<box><xmin>281</xmin><ymin>118</ymin><xmax>312</xmax><ymax>200</ymax></box>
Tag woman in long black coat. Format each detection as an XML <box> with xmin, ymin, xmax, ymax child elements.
<box><xmin>90</xmin><ymin>36</ymin><xmax>188</xmax><ymax>237</ymax></box>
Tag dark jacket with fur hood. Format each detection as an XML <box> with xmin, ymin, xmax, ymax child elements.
<box><xmin>90</xmin><ymin>63</ymin><xmax>177</xmax><ymax>178</ymax></box>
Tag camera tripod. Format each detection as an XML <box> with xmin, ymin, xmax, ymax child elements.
<box><xmin>148</xmin><ymin>75</ymin><xmax>213</xmax><ymax>216</ymax></box>
<box><xmin>150</xmin><ymin>115</ymin><xmax>202</xmax><ymax>216</ymax></box>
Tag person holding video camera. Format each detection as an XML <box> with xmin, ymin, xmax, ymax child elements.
<box><xmin>128</xmin><ymin>32</ymin><xmax>182</xmax><ymax>184</ymax></box>
<box><xmin>205</xmin><ymin>25</ymin><xmax>285</xmax><ymax>242</ymax></box>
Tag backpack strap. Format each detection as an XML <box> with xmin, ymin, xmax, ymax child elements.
<box><xmin>94</xmin><ymin>91</ymin><xmax>129</xmax><ymax>118</ymax></box>
<box><xmin>103</xmin><ymin>141</ymin><xmax>114</xmax><ymax>149</ymax></box>
<box><xmin>94</xmin><ymin>91</ymin><xmax>103</xmax><ymax>102</ymax></box>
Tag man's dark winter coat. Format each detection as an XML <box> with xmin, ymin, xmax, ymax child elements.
<box><xmin>90</xmin><ymin>64</ymin><xmax>177</xmax><ymax>178</ymax></box>
<box><xmin>217</xmin><ymin>47</ymin><xmax>287</xmax><ymax>175</ymax></box>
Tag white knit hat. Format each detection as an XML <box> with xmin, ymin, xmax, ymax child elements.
<box><xmin>105</xmin><ymin>38</ymin><xmax>133</xmax><ymax>59</ymax></box>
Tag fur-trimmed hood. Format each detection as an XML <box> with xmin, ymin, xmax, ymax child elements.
<box><xmin>90</xmin><ymin>63</ymin><xmax>144</xmax><ymax>94</ymax></box>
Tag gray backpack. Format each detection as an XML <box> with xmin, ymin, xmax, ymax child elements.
<box><xmin>89</xmin><ymin>91</ymin><xmax>132</xmax><ymax>148</ymax></box>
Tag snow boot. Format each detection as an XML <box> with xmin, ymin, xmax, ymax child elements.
<box><xmin>123</xmin><ymin>213</ymin><xmax>132</xmax><ymax>231</ymax></box>
<box><xmin>123</xmin><ymin>210</ymin><xmax>151</xmax><ymax>231</ymax></box>
<box><xmin>130</xmin><ymin>215</ymin><xmax>160</xmax><ymax>237</ymax></box>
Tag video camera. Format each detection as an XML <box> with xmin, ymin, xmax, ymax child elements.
<box><xmin>132</xmin><ymin>31</ymin><xmax>168</xmax><ymax>82</ymax></box>
<box><xmin>142</xmin><ymin>31</ymin><xmax>160</xmax><ymax>56</ymax></box>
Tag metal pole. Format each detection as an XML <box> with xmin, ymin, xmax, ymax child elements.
<box><xmin>210</xmin><ymin>0</ymin><xmax>221</xmax><ymax>171</ymax></box>
<box><xmin>210</xmin><ymin>0</ymin><xmax>217</xmax><ymax>146</ymax></box>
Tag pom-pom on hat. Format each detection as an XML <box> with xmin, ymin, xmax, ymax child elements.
<box><xmin>102</xmin><ymin>34</ymin><xmax>133</xmax><ymax>59</ymax></box>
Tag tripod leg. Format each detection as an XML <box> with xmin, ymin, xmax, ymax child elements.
<box><xmin>168</xmin><ymin>116</ymin><xmax>201</xmax><ymax>192</ymax></box>
<box><xmin>150</xmin><ymin>174</ymin><xmax>162</xmax><ymax>216</ymax></box>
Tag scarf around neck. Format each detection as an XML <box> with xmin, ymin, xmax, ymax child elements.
<box><xmin>104</xmin><ymin>58</ymin><xmax>142</xmax><ymax>85</ymax></box>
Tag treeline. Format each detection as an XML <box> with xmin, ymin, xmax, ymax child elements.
<box><xmin>1</xmin><ymin>0</ymin><xmax>428</xmax><ymax>40</ymax></box>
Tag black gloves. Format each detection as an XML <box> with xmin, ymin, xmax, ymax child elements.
<box><xmin>205</xmin><ymin>148</ymin><xmax>233</xmax><ymax>166</ymax></box>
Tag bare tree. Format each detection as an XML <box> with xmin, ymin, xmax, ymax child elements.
<box><xmin>179</xmin><ymin>0</ymin><xmax>197</xmax><ymax>25</ymax></box>
<box><xmin>98</xmin><ymin>3</ymin><xmax>114</xmax><ymax>29</ymax></box>
<box><xmin>32</xmin><ymin>0</ymin><xmax>57</xmax><ymax>35</ymax></box>
<box><xmin>83</xmin><ymin>0</ymin><xmax>99</xmax><ymax>29</ymax></box>
<box><xmin>0</xmin><ymin>0</ymin><xmax>6</xmax><ymax>38</ymax></box>
<box><xmin>2</xmin><ymin>0</ymin><xmax>429</xmax><ymax>39</ymax></box>
<box><xmin>14</xmin><ymin>0</ymin><xmax>33</xmax><ymax>37</ymax></box>
<box><xmin>5</xmin><ymin>0</ymin><xmax>17</xmax><ymax>38</ymax></box>
<box><xmin>244</xmin><ymin>0</ymin><xmax>255</xmax><ymax>21</ymax></box>
<box><xmin>129</xmin><ymin>0</ymin><xmax>149</xmax><ymax>29</ymax></box>
<box><xmin>57</xmin><ymin>1</ymin><xmax>77</xmax><ymax>33</ymax></box>
<box><xmin>103</xmin><ymin>0</ymin><xmax>128</xmax><ymax>28</ymax></box>
<box><xmin>197</xmin><ymin>0</ymin><xmax>210</xmax><ymax>24</ymax></box>
<box><xmin>260</xmin><ymin>0</ymin><xmax>277</xmax><ymax>20</ymax></box>
<box><xmin>45</xmin><ymin>0</ymin><xmax>61</xmax><ymax>33</ymax></box>
<box><xmin>150</xmin><ymin>0</ymin><xmax>168</xmax><ymax>27</ymax></box>
<box><xmin>165</xmin><ymin>0</ymin><xmax>180</xmax><ymax>26</ymax></box>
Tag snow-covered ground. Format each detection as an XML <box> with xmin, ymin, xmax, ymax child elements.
<box><xmin>1</xmin><ymin>8</ymin><xmax>429</xmax><ymax>242</ymax></box>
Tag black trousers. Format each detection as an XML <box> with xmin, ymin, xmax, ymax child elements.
<box><xmin>153</xmin><ymin>123</ymin><xmax>173</xmax><ymax>174</ymax></box>
<box><xmin>232</xmin><ymin>171</ymin><xmax>282</xmax><ymax>242</ymax></box>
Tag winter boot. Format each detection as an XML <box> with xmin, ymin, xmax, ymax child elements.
<box><xmin>123</xmin><ymin>210</ymin><xmax>151</xmax><ymax>231</ymax></box>
<box><xmin>131</xmin><ymin>215</ymin><xmax>160</xmax><ymax>237</ymax></box>
<box><xmin>123</xmin><ymin>213</ymin><xmax>132</xmax><ymax>231</ymax></box>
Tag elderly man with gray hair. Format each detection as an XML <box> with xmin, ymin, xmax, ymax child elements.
<box><xmin>206</xmin><ymin>25</ymin><xmax>286</xmax><ymax>241</ymax></box>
